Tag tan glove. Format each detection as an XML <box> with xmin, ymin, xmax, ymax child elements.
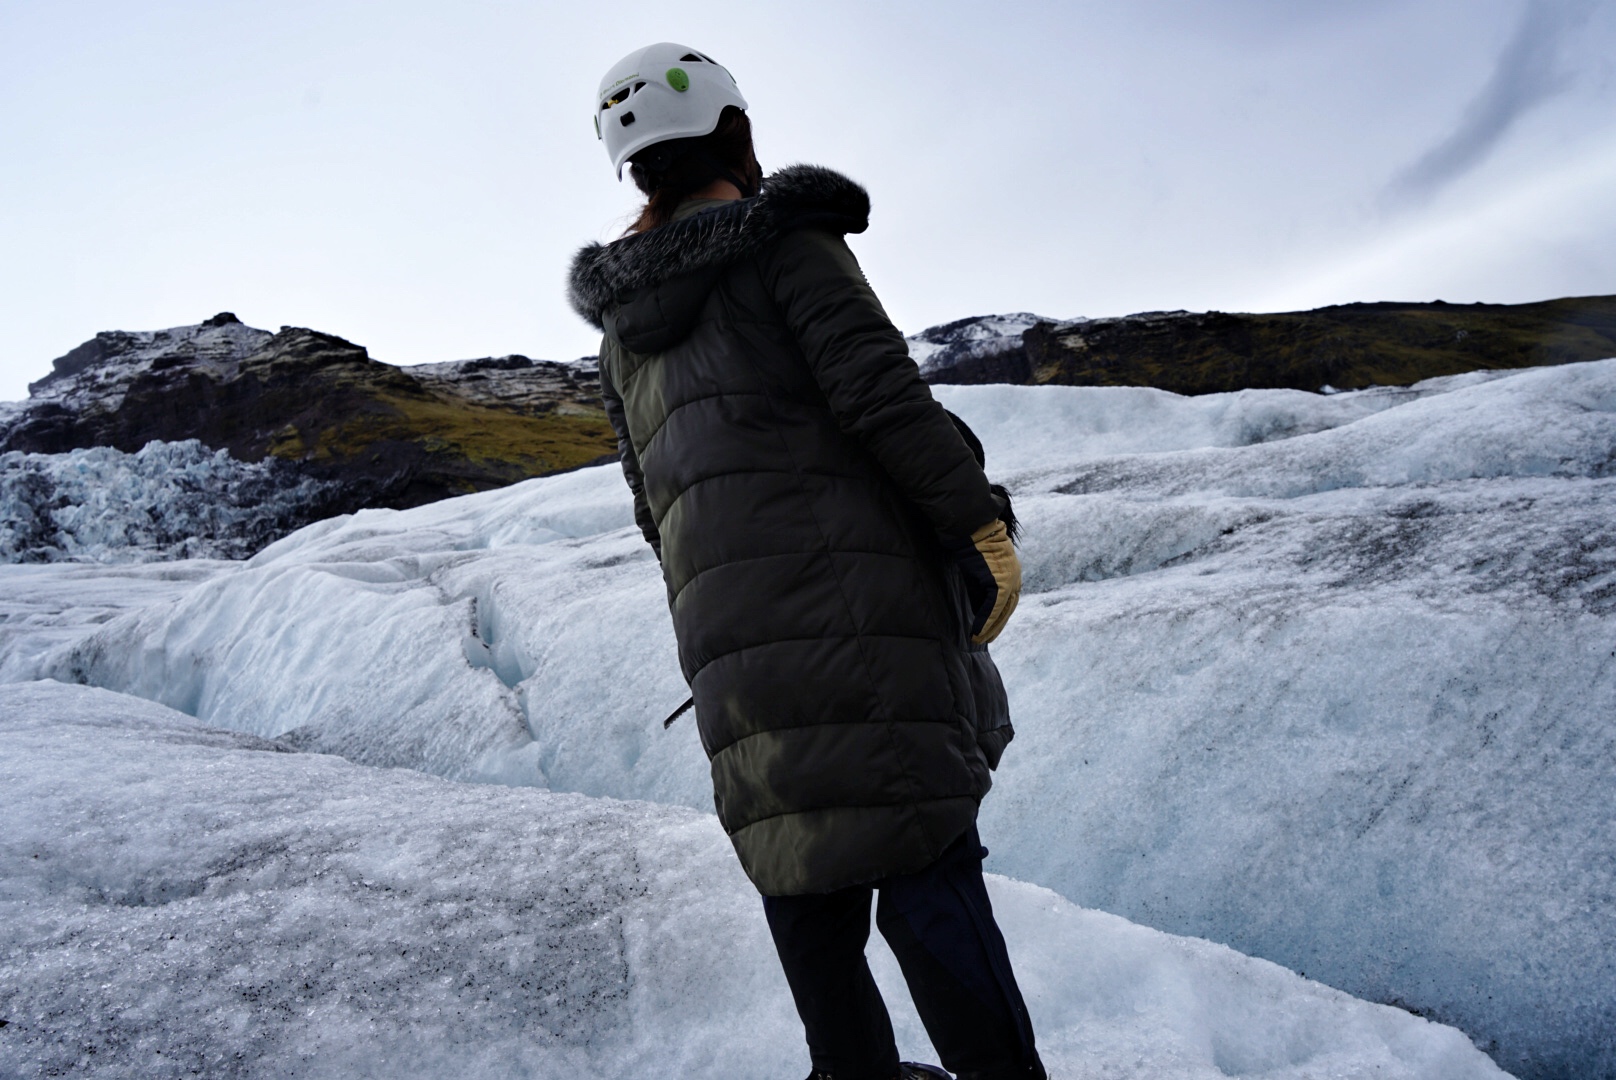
<box><xmin>962</xmin><ymin>519</ymin><xmax>1021</xmax><ymax>644</ymax></box>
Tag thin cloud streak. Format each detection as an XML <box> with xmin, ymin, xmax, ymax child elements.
<box><xmin>1383</xmin><ymin>0</ymin><xmax>1596</xmax><ymax>208</ymax></box>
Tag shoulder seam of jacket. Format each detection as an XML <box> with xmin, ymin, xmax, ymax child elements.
<box><xmin>566</xmin><ymin>164</ymin><xmax>871</xmax><ymax>330</ymax></box>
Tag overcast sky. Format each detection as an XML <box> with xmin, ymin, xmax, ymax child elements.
<box><xmin>2</xmin><ymin>0</ymin><xmax>1613</xmax><ymax>401</ymax></box>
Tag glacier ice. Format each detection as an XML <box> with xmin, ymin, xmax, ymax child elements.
<box><xmin>0</xmin><ymin>680</ymin><xmax>1505</xmax><ymax>1080</ymax></box>
<box><xmin>4</xmin><ymin>360</ymin><xmax>1615</xmax><ymax>1076</ymax></box>
<box><xmin>0</xmin><ymin>439</ymin><xmax>336</xmax><ymax>564</ymax></box>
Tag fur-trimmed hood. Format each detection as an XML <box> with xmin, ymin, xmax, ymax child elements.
<box><xmin>567</xmin><ymin>164</ymin><xmax>870</xmax><ymax>330</ymax></box>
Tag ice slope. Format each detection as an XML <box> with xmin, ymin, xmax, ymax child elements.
<box><xmin>5</xmin><ymin>360</ymin><xmax>1615</xmax><ymax>1075</ymax></box>
<box><xmin>0</xmin><ymin>559</ymin><xmax>230</xmax><ymax>684</ymax></box>
<box><xmin>13</xmin><ymin>464</ymin><xmax>664</xmax><ymax>784</ymax></box>
<box><xmin>0</xmin><ymin>680</ymin><xmax>1505</xmax><ymax>1080</ymax></box>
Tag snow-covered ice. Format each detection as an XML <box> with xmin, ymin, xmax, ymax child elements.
<box><xmin>5</xmin><ymin>360</ymin><xmax>1615</xmax><ymax>1076</ymax></box>
<box><xmin>0</xmin><ymin>680</ymin><xmax>1505</xmax><ymax>1079</ymax></box>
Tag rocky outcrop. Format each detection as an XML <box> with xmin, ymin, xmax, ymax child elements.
<box><xmin>920</xmin><ymin>296</ymin><xmax>1616</xmax><ymax>393</ymax></box>
<box><xmin>906</xmin><ymin>313</ymin><xmax>1048</xmax><ymax>385</ymax></box>
<box><xmin>3</xmin><ymin>314</ymin><xmax>617</xmax><ymax>514</ymax></box>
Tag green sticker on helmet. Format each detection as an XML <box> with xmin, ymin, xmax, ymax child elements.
<box><xmin>666</xmin><ymin>67</ymin><xmax>690</xmax><ymax>92</ymax></box>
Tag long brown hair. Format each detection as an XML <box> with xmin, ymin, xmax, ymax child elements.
<box><xmin>625</xmin><ymin>106</ymin><xmax>762</xmax><ymax>235</ymax></box>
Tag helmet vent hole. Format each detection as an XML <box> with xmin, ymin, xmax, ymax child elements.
<box><xmin>679</xmin><ymin>53</ymin><xmax>705</xmax><ymax>62</ymax></box>
<box><xmin>619</xmin><ymin>111</ymin><xmax>636</xmax><ymax>127</ymax></box>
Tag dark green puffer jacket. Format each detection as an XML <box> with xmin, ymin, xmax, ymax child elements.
<box><xmin>569</xmin><ymin>165</ymin><xmax>1010</xmax><ymax>896</ymax></box>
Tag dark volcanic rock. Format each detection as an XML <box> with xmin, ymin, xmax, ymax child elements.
<box><xmin>1019</xmin><ymin>296</ymin><xmax>1616</xmax><ymax>395</ymax></box>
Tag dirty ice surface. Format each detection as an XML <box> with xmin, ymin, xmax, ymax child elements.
<box><xmin>0</xmin><ymin>439</ymin><xmax>335</xmax><ymax>563</ymax></box>
<box><xmin>5</xmin><ymin>360</ymin><xmax>1615</xmax><ymax>1076</ymax></box>
<box><xmin>0</xmin><ymin>681</ymin><xmax>1504</xmax><ymax>1080</ymax></box>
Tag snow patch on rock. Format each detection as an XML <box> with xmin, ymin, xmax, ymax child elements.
<box><xmin>25</xmin><ymin>314</ymin><xmax>273</xmax><ymax>413</ymax></box>
<box><xmin>906</xmin><ymin>312</ymin><xmax>1054</xmax><ymax>382</ymax></box>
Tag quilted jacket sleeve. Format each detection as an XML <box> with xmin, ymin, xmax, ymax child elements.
<box><xmin>760</xmin><ymin>228</ymin><xmax>1002</xmax><ymax>540</ymax></box>
<box><xmin>598</xmin><ymin>341</ymin><xmax>662</xmax><ymax>561</ymax></box>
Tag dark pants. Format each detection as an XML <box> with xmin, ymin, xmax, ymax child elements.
<box><xmin>762</xmin><ymin>827</ymin><xmax>1045</xmax><ymax>1080</ymax></box>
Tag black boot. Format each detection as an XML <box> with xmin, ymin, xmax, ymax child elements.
<box><xmin>802</xmin><ymin>1064</ymin><xmax>952</xmax><ymax>1080</ymax></box>
<box><xmin>951</xmin><ymin>1063</ymin><xmax>1048</xmax><ymax>1080</ymax></box>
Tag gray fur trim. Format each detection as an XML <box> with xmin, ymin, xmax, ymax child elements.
<box><xmin>567</xmin><ymin>164</ymin><xmax>871</xmax><ymax>329</ymax></box>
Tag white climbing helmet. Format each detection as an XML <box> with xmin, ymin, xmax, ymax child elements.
<box><xmin>594</xmin><ymin>42</ymin><xmax>748</xmax><ymax>178</ymax></box>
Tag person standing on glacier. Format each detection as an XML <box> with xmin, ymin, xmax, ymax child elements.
<box><xmin>568</xmin><ymin>43</ymin><xmax>1044</xmax><ymax>1080</ymax></box>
